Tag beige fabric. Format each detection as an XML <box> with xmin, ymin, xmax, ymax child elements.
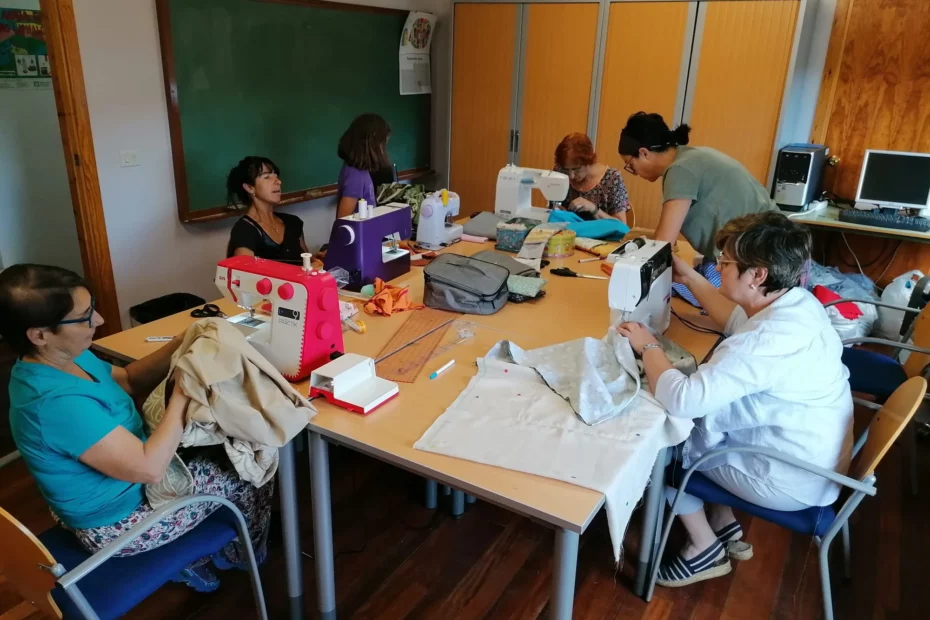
<box><xmin>143</xmin><ymin>318</ymin><xmax>315</xmax><ymax>497</ymax></box>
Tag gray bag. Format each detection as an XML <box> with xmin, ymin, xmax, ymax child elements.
<box><xmin>462</xmin><ymin>212</ymin><xmax>505</xmax><ymax>240</ymax></box>
<box><xmin>424</xmin><ymin>254</ymin><xmax>509</xmax><ymax>315</ymax></box>
<box><xmin>470</xmin><ymin>250</ymin><xmax>538</xmax><ymax>277</ymax></box>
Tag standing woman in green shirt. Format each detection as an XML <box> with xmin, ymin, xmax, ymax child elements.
<box><xmin>617</xmin><ymin>112</ymin><xmax>777</xmax><ymax>303</ymax></box>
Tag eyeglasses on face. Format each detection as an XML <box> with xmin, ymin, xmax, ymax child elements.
<box><xmin>57</xmin><ymin>295</ymin><xmax>96</xmax><ymax>328</ymax></box>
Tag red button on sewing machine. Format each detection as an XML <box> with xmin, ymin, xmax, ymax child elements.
<box><xmin>278</xmin><ymin>283</ymin><xmax>294</xmax><ymax>300</ymax></box>
<box><xmin>317</xmin><ymin>323</ymin><xmax>334</xmax><ymax>340</ymax></box>
<box><xmin>318</xmin><ymin>287</ymin><xmax>337</xmax><ymax>311</ymax></box>
<box><xmin>256</xmin><ymin>278</ymin><xmax>272</xmax><ymax>295</ymax></box>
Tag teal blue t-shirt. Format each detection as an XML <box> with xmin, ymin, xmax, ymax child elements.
<box><xmin>9</xmin><ymin>350</ymin><xmax>146</xmax><ymax>529</ymax></box>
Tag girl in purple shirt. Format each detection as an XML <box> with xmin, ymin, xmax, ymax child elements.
<box><xmin>336</xmin><ymin>113</ymin><xmax>392</xmax><ymax>218</ymax></box>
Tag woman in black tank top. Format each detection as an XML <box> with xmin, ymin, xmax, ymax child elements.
<box><xmin>225</xmin><ymin>156</ymin><xmax>311</xmax><ymax>265</ymax></box>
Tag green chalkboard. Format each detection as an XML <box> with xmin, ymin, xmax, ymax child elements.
<box><xmin>157</xmin><ymin>0</ymin><xmax>431</xmax><ymax>221</ymax></box>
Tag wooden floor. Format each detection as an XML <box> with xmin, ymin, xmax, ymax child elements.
<box><xmin>1</xmin><ymin>430</ymin><xmax>926</xmax><ymax>620</ymax></box>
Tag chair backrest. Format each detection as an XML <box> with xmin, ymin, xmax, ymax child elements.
<box><xmin>0</xmin><ymin>506</ymin><xmax>63</xmax><ymax>619</ymax></box>
<box><xmin>851</xmin><ymin>376</ymin><xmax>927</xmax><ymax>480</ymax></box>
<box><xmin>903</xmin><ymin>303</ymin><xmax>930</xmax><ymax>379</ymax></box>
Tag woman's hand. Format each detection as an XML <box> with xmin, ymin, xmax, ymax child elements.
<box><xmin>569</xmin><ymin>197</ymin><xmax>597</xmax><ymax>215</ymax></box>
<box><xmin>616</xmin><ymin>322</ymin><xmax>659</xmax><ymax>355</ymax></box>
<box><xmin>672</xmin><ymin>255</ymin><xmax>700</xmax><ymax>286</ymax></box>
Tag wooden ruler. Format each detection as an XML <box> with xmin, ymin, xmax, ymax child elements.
<box><xmin>375</xmin><ymin>308</ymin><xmax>462</xmax><ymax>383</ymax></box>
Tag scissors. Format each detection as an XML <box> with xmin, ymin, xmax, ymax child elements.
<box><xmin>190</xmin><ymin>303</ymin><xmax>226</xmax><ymax>318</ymax></box>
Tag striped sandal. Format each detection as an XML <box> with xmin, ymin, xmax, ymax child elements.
<box><xmin>656</xmin><ymin>540</ymin><xmax>731</xmax><ymax>588</ymax></box>
<box><xmin>714</xmin><ymin>521</ymin><xmax>754</xmax><ymax>561</ymax></box>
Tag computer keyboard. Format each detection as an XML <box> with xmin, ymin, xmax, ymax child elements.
<box><xmin>838</xmin><ymin>208</ymin><xmax>930</xmax><ymax>232</ymax></box>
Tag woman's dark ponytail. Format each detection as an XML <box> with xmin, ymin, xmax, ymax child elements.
<box><xmin>669</xmin><ymin>123</ymin><xmax>691</xmax><ymax>147</ymax></box>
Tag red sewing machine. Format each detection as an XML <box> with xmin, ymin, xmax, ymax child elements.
<box><xmin>215</xmin><ymin>255</ymin><xmax>344</xmax><ymax>382</ymax></box>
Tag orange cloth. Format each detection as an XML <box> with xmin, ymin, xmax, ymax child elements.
<box><xmin>363</xmin><ymin>278</ymin><xmax>423</xmax><ymax>316</ymax></box>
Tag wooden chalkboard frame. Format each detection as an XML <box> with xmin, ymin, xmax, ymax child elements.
<box><xmin>155</xmin><ymin>0</ymin><xmax>432</xmax><ymax>223</ymax></box>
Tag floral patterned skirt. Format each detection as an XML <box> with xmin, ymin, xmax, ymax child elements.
<box><xmin>56</xmin><ymin>456</ymin><xmax>273</xmax><ymax>566</ymax></box>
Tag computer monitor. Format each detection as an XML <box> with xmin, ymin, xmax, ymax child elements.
<box><xmin>855</xmin><ymin>150</ymin><xmax>930</xmax><ymax>209</ymax></box>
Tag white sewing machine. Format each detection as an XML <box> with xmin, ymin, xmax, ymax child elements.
<box><xmin>416</xmin><ymin>189</ymin><xmax>463</xmax><ymax>250</ymax></box>
<box><xmin>608</xmin><ymin>239</ymin><xmax>673</xmax><ymax>333</ymax></box>
<box><xmin>216</xmin><ymin>254</ymin><xmax>345</xmax><ymax>382</ymax></box>
<box><xmin>495</xmin><ymin>166</ymin><xmax>569</xmax><ymax>222</ymax></box>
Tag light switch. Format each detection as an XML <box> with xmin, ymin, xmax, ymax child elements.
<box><xmin>119</xmin><ymin>150</ymin><xmax>139</xmax><ymax>167</ymax></box>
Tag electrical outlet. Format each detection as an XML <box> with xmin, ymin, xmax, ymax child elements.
<box><xmin>119</xmin><ymin>150</ymin><xmax>139</xmax><ymax>167</ymax></box>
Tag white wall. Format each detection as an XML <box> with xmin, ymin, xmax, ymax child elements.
<box><xmin>0</xmin><ymin>0</ymin><xmax>83</xmax><ymax>274</ymax></box>
<box><xmin>72</xmin><ymin>0</ymin><xmax>452</xmax><ymax>328</ymax></box>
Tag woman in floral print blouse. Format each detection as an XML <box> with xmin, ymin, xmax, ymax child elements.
<box><xmin>554</xmin><ymin>132</ymin><xmax>632</xmax><ymax>224</ymax></box>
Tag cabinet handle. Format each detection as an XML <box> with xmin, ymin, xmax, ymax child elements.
<box><xmin>509</xmin><ymin>129</ymin><xmax>515</xmax><ymax>154</ymax></box>
<box><xmin>514</xmin><ymin>130</ymin><xmax>520</xmax><ymax>156</ymax></box>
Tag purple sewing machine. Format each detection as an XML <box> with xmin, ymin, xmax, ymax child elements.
<box><xmin>323</xmin><ymin>204</ymin><xmax>412</xmax><ymax>291</ymax></box>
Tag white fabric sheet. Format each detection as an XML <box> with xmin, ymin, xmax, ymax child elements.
<box><xmin>414</xmin><ymin>334</ymin><xmax>695</xmax><ymax>562</ymax></box>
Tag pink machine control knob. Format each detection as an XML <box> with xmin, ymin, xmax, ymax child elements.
<box><xmin>318</xmin><ymin>287</ymin><xmax>338</xmax><ymax>311</ymax></box>
<box><xmin>278</xmin><ymin>283</ymin><xmax>294</xmax><ymax>300</ymax></box>
<box><xmin>317</xmin><ymin>322</ymin><xmax>335</xmax><ymax>340</ymax></box>
<box><xmin>256</xmin><ymin>278</ymin><xmax>272</xmax><ymax>296</ymax></box>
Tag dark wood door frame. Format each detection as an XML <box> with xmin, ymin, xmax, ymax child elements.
<box><xmin>39</xmin><ymin>0</ymin><xmax>121</xmax><ymax>336</ymax></box>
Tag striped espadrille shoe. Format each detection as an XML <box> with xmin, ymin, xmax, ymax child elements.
<box><xmin>714</xmin><ymin>521</ymin><xmax>754</xmax><ymax>561</ymax></box>
<box><xmin>656</xmin><ymin>540</ymin><xmax>731</xmax><ymax>588</ymax></box>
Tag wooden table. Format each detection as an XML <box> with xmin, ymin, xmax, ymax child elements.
<box><xmin>93</xmin><ymin>240</ymin><xmax>721</xmax><ymax>619</ymax></box>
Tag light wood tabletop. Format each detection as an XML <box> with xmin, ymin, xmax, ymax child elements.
<box><xmin>787</xmin><ymin>205</ymin><xmax>930</xmax><ymax>243</ymax></box>
<box><xmin>92</xmin><ymin>238</ymin><xmax>721</xmax><ymax>533</ymax></box>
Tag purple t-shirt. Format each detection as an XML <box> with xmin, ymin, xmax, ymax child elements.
<box><xmin>337</xmin><ymin>165</ymin><xmax>376</xmax><ymax>209</ymax></box>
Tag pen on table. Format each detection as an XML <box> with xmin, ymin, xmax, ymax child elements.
<box><xmin>578</xmin><ymin>256</ymin><xmax>602</xmax><ymax>263</ymax></box>
<box><xmin>145</xmin><ymin>336</ymin><xmax>174</xmax><ymax>342</ymax></box>
<box><xmin>429</xmin><ymin>359</ymin><xmax>456</xmax><ymax>380</ymax></box>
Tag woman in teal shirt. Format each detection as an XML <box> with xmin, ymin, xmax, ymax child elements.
<box><xmin>1</xmin><ymin>264</ymin><xmax>271</xmax><ymax>593</ymax></box>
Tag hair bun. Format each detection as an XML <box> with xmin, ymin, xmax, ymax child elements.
<box><xmin>670</xmin><ymin>124</ymin><xmax>692</xmax><ymax>146</ymax></box>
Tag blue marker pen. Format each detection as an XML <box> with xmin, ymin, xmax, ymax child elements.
<box><xmin>429</xmin><ymin>359</ymin><xmax>455</xmax><ymax>380</ymax></box>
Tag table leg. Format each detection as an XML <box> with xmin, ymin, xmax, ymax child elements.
<box><xmin>424</xmin><ymin>479</ymin><xmax>438</xmax><ymax>510</ymax></box>
<box><xmin>635</xmin><ymin>447</ymin><xmax>668</xmax><ymax>600</ymax></box>
<box><xmin>551</xmin><ymin>528</ymin><xmax>579</xmax><ymax>620</ymax></box>
<box><xmin>310</xmin><ymin>432</ymin><xmax>337</xmax><ymax>620</ymax></box>
<box><xmin>451</xmin><ymin>489</ymin><xmax>465</xmax><ymax>517</ymax></box>
<box><xmin>277</xmin><ymin>438</ymin><xmax>305</xmax><ymax>620</ymax></box>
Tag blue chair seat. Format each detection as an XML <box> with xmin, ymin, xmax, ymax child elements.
<box><xmin>40</xmin><ymin>509</ymin><xmax>239</xmax><ymax>620</ymax></box>
<box><xmin>842</xmin><ymin>347</ymin><xmax>907</xmax><ymax>401</ymax></box>
<box><xmin>669</xmin><ymin>466</ymin><xmax>837</xmax><ymax>538</ymax></box>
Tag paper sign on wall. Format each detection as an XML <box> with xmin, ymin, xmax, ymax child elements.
<box><xmin>399</xmin><ymin>11</ymin><xmax>434</xmax><ymax>96</ymax></box>
<box><xmin>0</xmin><ymin>7</ymin><xmax>51</xmax><ymax>91</ymax></box>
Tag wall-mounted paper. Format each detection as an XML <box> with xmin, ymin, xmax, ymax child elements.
<box><xmin>399</xmin><ymin>11</ymin><xmax>435</xmax><ymax>96</ymax></box>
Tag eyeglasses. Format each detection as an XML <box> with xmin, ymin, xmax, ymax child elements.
<box><xmin>622</xmin><ymin>157</ymin><xmax>637</xmax><ymax>176</ymax></box>
<box><xmin>57</xmin><ymin>295</ymin><xmax>96</xmax><ymax>327</ymax></box>
<box><xmin>715</xmin><ymin>256</ymin><xmax>738</xmax><ymax>268</ymax></box>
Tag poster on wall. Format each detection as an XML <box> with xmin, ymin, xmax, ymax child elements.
<box><xmin>0</xmin><ymin>7</ymin><xmax>52</xmax><ymax>91</ymax></box>
<box><xmin>398</xmin><ymin>11</ymin><xmax>434</xmax><ymax>96</ymax></box>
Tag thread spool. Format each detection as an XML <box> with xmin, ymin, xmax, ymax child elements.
<box><xmin>301</xmin><ymin>253</ymin><xmax>313</xmax><ymax>272</ymax></box>
<box><xmin>544</xmin><ymin>229</ymin><xmax>576</xmax><ymax>258</ymax></box>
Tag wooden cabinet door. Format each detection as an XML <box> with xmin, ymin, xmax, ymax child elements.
<box><xmin>450</xmin><ymin>3</ymin><xmax>520</xmax><ymax>213</ymax></box>
<box><xmin>687</xmin><ymin>0</ymin><xmax>800</xmax><ymax>184</ymax></box>
<box><xmin>596</xmin><ymin>2</ymin><xmax>692</xmax><ymax>229</ymax></box>
<box><xmin>517</xmin><ymin>3</ymin><xmax>599</xmax><ymax>172</ymax></box>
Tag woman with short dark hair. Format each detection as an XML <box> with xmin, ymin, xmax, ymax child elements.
<box><xmin>0</xmin><ymin>264</ymin><xmax>272</xmax><ymax>592</ymax></box>
<box><xmin>618</xmin><ymin>211</ymin><xmax>853</xmax><ymax>588</ymax></box>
